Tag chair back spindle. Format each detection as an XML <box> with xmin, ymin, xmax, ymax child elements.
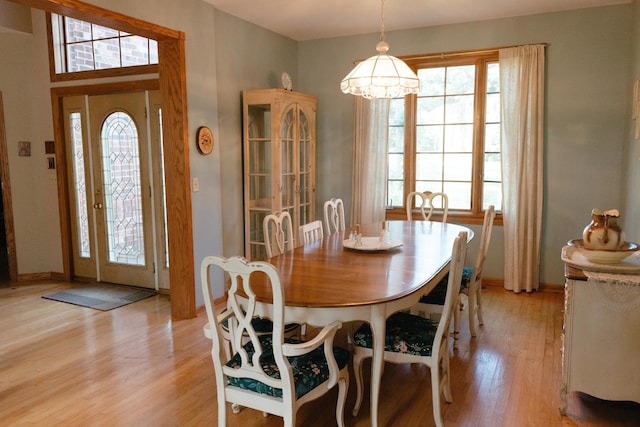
<box><xmin>406</xmin><ymin>191</ymin><xmax>449</xmax><ymax>223</ymax></box>
<box><xmin>263</xmin><ymin>211</ymin><xmax>295</xmax><ymax>258</ymax></box>
<box><xmin>300</xmin><ymin>220</ymin><xmax>324</xmax><ymax>245</ymax></box>
<box><xmin>323</xmin><ymin>198</ymin><xmax>346</xmax><ymax>234</ymax></box>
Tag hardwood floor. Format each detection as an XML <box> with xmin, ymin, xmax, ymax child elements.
<box><xmin>1</xmin><ymin>281</ymin><xmax>638</xmax><ymax>426</ymax></box>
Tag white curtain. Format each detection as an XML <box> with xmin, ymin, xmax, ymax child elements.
<box><xmin>350</xmin><ymin>97</ymin><xmax>390</xmax><ymax>226</ymax></box>
<box><xmin>499</xmin><ymin>44</ymin><xmax>545</xmax><ymax>293</ymax></box>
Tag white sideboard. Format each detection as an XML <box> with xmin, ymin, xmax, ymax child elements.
<box><xmin>560</xmin><ymin>265</ymin><xmax>640</xmax><ymax>414</ymax></box>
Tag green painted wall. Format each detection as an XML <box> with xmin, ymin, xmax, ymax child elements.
<box><xmin>214</xmin><ymin>10</ymin><xmax>298</xmax><ymax>260</ymax></box>
<box><xmin>298</xmin><ymin>4</ymin><xmax>635</xmax><ymax>286</ymax></box>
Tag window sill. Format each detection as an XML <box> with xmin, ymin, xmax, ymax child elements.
<box><xmin>385</xmin><ymin>209</ymin><xmax>503</xmax><ymax>226</ymax></box>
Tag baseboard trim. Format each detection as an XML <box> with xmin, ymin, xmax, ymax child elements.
<box><xmin>17</xmin><ymin>272</ymin><xmax>55</xmax><ymax>282</ymax></box>
<box><xmin>482</xmin><ymin>277</ymin><xmax>564</xmax><ymax>293</ymax></box>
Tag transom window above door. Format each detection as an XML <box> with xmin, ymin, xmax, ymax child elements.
<box><xmin>48</xmin><ymin>13</ymin><xmax>158</xmax><ymax>81</ymax></box>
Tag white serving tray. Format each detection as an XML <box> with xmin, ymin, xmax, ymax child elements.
<box><xmin>561</xmin><ymin>245</ymin><xmax>640</xmax><ymax>274</ymax></box>
<box><xmin>343</xmin><ymin>236</ymin><xmax>403</xmax><ymax>252</ymax></box>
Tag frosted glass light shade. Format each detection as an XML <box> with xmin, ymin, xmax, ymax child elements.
<box><xmin>340</xmin><ymin>41</ymin><xmax>420</xmax><ymax>99</ymax></box>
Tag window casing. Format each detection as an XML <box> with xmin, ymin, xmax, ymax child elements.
<box><xmin>385</xmin><ymin>51</ymin><xmax>502</xmax><ymax>225</ymax></box>
<box><xmin>47</xmin><ymin>13</ymin><xmax>158</xmax><ymax>82</ymax></box>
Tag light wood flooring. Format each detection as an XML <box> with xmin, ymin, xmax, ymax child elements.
<box><xmin>1</xmin><ymin>281</ymin><xmax>638</xmax><ymax>426</ymax></box>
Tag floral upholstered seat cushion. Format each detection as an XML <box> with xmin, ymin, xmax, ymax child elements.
<box><xmin>353</xmin><ymin>311</ymin><xmax>440</xmax><ymax>357</ymax></box>
<box><xmin>226</xmin><ymin>335</ymin><xmax>350</xmax><ymax>399</ymax></box>
<box><xmin>418</xmin><ymin>266</ymin><xmax>473</xmax><ymax>305</ymax></box>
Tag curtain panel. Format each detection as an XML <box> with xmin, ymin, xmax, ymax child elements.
<box><xmin>499</xmin><ymin>44</ymin><xmax>546</xmax><ymax>293</ymax></box>
<box><xmin>350</xmin><ymin>97</ymin><xmax>390</xmax><ymax>226</ymax></box>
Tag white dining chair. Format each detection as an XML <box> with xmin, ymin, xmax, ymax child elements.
<box><xmin>406</xmin><ymin>191</ymin><xmax>449</xmax><ymax>223</ymax></box>
<box><xmin>462</xmin><ymin>205</ymin><xmax>496</xmax><ymax>336</ymax></box>
<box><xmin>297</xmin><ymin>219</ymin><xmax>326</xmax><ymax>337</ymax></box>
<box><xmin>300</xmin><ymin>220</ymin><xmax>324</xmax><ymax>245</ymax></box>
<box><xmin>323</xmin><ymin>198</ymin><xmax>345</xmax><ymax>235</ymax></box>
<box><xmin>264</xmin><ymin>211</ymin><xmax>296</xmax><ymax>258</ymax></box>
<box><xmin>263</xmin><ymin>211</ymin><xmax>304</xmax><ymax>349</ymax></box>
<box><xmin>352</xmin><ymin>231</ymin><xmax>468</xmax><ymax>427</ymax></box>
<box><xmin>220</xmin><ymin>210</ymin><xmax>302</xmax><ymax>355</ymax></box>
<box><xmin>412</xmin><ymin>205</ymin><xmax>496</xmax><ymax>340</ymax></box>
<box><xmin>201</xmin><ymin>255</ymin><xmax>350</xmax><ymax>426</ymax></box>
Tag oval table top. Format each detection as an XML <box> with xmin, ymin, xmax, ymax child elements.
<box><xmin>261</xmin><ymin>220</ymin><xmax>473</xmax><ymax>308</ymax></box>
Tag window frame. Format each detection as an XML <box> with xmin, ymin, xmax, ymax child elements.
<box><xmin>46</xmin><ymin>12</ymin><xmax>159</xmax><ymax>83</ymax></box>
<box><xmin>385</xmin><ymin>50</ymin><xmax>502</xmax><ymax>226</ymax></box>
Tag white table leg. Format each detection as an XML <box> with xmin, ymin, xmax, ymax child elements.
<box><xmin>369</xmin><ymin>305</ymin><xmax>386</xmax><ymax>427</ymax></box>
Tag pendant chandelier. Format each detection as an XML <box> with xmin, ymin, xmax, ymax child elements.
<box><xmin>340</xmin><ymin>0</ymin><xmax>420</xmax><ymax>99</ymax></box>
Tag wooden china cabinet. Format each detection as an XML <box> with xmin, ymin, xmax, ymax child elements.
<box><xmin>242</xmin><ymin>89</ymin><xmax>316</xmax><ymax>260</ymax></box>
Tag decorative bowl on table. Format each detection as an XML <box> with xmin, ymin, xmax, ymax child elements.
<box><xmin>567</xmin><ymin>239</ymin><xmax>639</xmax><ymax>264</ymax></box>
<box><xmin>343</xmin><ymin>236</ymin><xmax>403</xmax><ymax>252</ymax></box>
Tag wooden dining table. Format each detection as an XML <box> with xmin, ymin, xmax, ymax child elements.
<box><xmin>252</xmin><ymin>220</ymin><xmax>473</xmax><ymax>426</ymax></box>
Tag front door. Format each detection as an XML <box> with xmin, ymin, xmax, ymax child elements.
<box><xmin>63</xmin><ymin>91</ymin><xmax>166</xmax><ymax>289</ymax></box>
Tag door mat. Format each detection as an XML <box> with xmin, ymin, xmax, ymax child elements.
<box><xmin>42</xmin><ymin>283</ymin><xmax>157</xmax><ymax>311</ymax></box>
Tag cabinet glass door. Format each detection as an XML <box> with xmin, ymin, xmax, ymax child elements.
<box><xmin>247</xmin><ymin>104</ymin><xmax>272</xmax><ymax>260</ymax></box>
<box><xmin>298</xmin><ymin>109</ymin><xmax>312</xmax><ymax>227</ymax></box>
<box><xmin>280</xmin><ymin>107</ymin><xmax>295</xmax><ymax>222</ymax></box>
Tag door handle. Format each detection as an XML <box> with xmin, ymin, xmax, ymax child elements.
<box><xmin>93</xmin><ymin>203</ymin><xmax>103</xmax><ymax>209</ymax></box>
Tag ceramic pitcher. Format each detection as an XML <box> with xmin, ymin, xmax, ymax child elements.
<box><xmin>582</xmin><ymin>208</ymin><xmax>625</xmax><ymax>250</ymax></box>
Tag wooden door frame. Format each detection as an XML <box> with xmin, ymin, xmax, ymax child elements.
<box><xmin>0</xmin><ymin>92</ymin><xmax>18</xmax><ymax>282</ymax></box>
<box><xmin>12</xmin><ymin>0</ymin><xmax>195</xmax><ymax>319</ymax></box>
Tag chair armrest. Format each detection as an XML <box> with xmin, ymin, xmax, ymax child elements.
<box><xmin>282</xmin><ymin>321</ymin><xmax>343</xmax><ymax>388</ymax></box>
<box><xmin>283</xmin><ymin>320</ymin><xmax>342</xmax><ymax>356</ymax></box>
<box><xmin>204</xmin><ymin>308</ymin><xmax>235</xmax><ymax>339</ymax></box>
<box><xmin>203</xmin><ymin>322</ymin><xmax>214</xmax><ymax>339</ymax></box>
<box><xmin>216</xmin><ymin>307</ymin><xmax>234</xmax><ymax>323</ymax></box>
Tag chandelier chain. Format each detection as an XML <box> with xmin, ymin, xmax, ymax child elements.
<box><xmin>379</xmin><ymin>0</ymin><xmax>386</xmax><ymax>42</ymax></box>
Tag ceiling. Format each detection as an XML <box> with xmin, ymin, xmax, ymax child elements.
<box><xmin>205</xmin><ymin>0</ymin><xmax>630</xmax><ymax>41</ymax></box>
